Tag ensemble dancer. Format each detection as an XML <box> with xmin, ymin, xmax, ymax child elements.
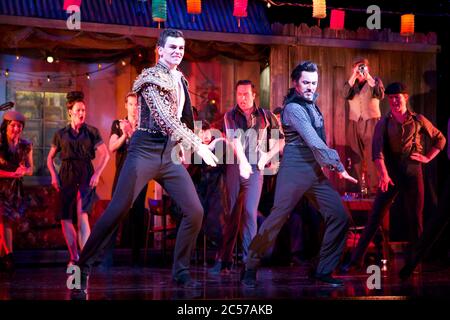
<box><xmin>0</xmin><ymin>110</ymin><xmax>33</xmax><ymax>272</ymax></box>
<box><xmin>209</xmin><ymin>80</ymin><xmax>283</xmax><ymax>275</ymax></box>
<box><xmin>47</xmin><ymin>91</ymin><xmax>110</xmax><ymax>267</ymax></box>
<box><xmin>342</xmin><ymin>82</ymin><xmax>446</xmax><ymax>273</ymax></box>
<box><xmin>101</xmin><ymin>92</ymin><xmax>147</xmax><ymax>268</ymax></box>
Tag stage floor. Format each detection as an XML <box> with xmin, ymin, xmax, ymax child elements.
<box><xmin>1</xmin><ymin>259</ymin><xmax>450</xmax><ymax>300</ymax></box>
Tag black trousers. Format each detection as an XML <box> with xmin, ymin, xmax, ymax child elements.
<box><xmin>78</xmin><ymin>130</ymin><xmax>203</xmax><ymax>279</ymax></box>
<box><xmin>246</xmin><ymin>162</ymin><xmax>349</xmax><ymax>275</ymax></box>
<box><xmin>101</xmin><ymin>185</ymin><xmax>148</xmax><ymax>267</ymax></box>
<box><xmin>350</xmin><ymin>159</ymin><xmax>424</xmax><ymax>265</ymax></box>
<box><xmin>402</xmin><ymin>171</ymin><xmax>450</xmax><ymax>271</ymax></box>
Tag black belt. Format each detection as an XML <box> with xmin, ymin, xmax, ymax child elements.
<box><xmin>136</xmin><ymin>127</ymin><xmax>166</xmax><ymax>138</ymax></box>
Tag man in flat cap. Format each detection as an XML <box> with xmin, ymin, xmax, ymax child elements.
<box><xmin>342</xmin><ymin>82</ymin><xmax>446</xmax><ymax>272</ymax></box>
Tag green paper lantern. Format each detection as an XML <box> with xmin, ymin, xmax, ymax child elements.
<box><xmin>152</xmin><ymin>0</ymin><xmax>167</xmax><ymax>22</ymax></box>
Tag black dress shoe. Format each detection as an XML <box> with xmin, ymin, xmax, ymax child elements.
<box><xmin>174</xmin><ymin>274</ymin><xmax>202</xmax><ymax>289</ymax></box>
<box><xmin>70</xmin><ymin>289</ymin><xmax>88</xmax><ymax>300</ymax></box>
<box><xmin>240</xmin><ymin>268</ymin><xmax>257</xmax><ymax>288</ymax></box>
<box><xmin>314</xmin><ymin>273</ymin><xmax>344</xmax><ymax>287</ymax></box>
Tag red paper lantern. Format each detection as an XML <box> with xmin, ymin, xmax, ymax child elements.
<box><xmin>330</xmin><ymin>9</ymin><xmax>345</xmax><ymax>30</ymax></box>
<box><xmin>63</xmin><ymin>0</ymin><xmax>81</xmax><ymax>10</ymax></box>
<box><xmin>233</xmin><ymin>0</ymin><xmax>248</xmax><ymax>18</ymax></box>
<box><xmin>187</xmin><ymin>0</ymin><xmax>202</xmax><ymax>15</ymax></box>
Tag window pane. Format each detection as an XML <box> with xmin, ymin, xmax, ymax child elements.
<box><xmin>15</xmin><ymin>91</ymin><xmax>44</xmax><ymax>120</ymax></box>
<box><xmin>44</xmin><ymin>92</ymin><xmax>68</xmax><ymax>121</ymax></box>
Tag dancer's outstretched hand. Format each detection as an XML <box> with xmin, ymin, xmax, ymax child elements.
<box><xmin>338</xmin><ymin>170</ymin><xmax>358</xmax><ymax>184</ymax></box>
<box><xmin>196</xmin><ymin>144</ymin><xmax>218</xmax><ymax>167</ymax></box>
<box><xmin>239</xmin><ymin>160</ymin><xmax>253</xmax><ymax>179</ymax></box>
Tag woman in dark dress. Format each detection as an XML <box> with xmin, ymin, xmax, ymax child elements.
<box><xmin>0</xmin><ymin>110</ymin><xmax>33</xmax><ymax>271</ymax></box>
<box><xmin>47</xmin><ymin>91</ymin><xmax>109</xmax><ymax>266</ymax></box>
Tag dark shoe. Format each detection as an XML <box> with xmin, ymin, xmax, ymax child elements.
<box><xmin>240</xmin><ymin>268</ymin><xmax>257</xmax><ymax>288</ymax></box>
<box><xmin>70</xmin><ymin>288</ymin><xmax>88</xmax><ymax>300</ymax></box>
<box><xmin>174</xmin><ymin>273</ymin><xmax>202</xmax><ymax>289</ymax></box>
<box><xmin>314</xmin><ymin>273</ymin><xmax>344</xmax><ymax>287</ymax></box>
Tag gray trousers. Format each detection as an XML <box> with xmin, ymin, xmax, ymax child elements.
<box><xmin>217</xmin><ymin>164</ymin><xmax>263</xmax><ymax>264</ymax></box>
<box><xmin>347</xmin><ymin>118</ymin><xmax>379</xmax><ymax>194</ymax></box>
<box><xmin>78</xmin><ymin>130</ymin><xmax>203</xmax><ymax>279</ymax></box>
<box><xmin>246</xmin><ymin>162</ymin><xmax>349</xmax><ymax>275</ymax></box>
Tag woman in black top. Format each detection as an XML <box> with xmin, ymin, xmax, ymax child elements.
<box><xmin>47</xmin><ymin>91</ymin><xmax>109</xmax><ymax>266</ymax></box>
<box><xmin>0</xmin><ymin>110</ymin><xmax>33</xmax><ymax>271</ymax></box>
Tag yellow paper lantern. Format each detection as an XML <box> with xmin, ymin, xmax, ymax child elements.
<box><xmin>401</xmin><ymin>14</ymin><xmax>415</xmax><ymax>36</ymax></box>
<box><xmin>312</xmin><ymin>0</ymin><xmax>326</xmax><ymax>19</ymax></box>
<box><xmin>187</xmin><ymin>0</ymin><xmax>202</xmax><ymax>15</ymax></box>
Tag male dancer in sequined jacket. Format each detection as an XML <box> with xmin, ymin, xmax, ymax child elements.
<box><xmin>69</xmin><ymin>29</ymin><xmax>218</xmax><ymax>296</ymax></box>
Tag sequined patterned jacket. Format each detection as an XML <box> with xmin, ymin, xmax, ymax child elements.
<box><xmin>132</xmin><ymin>62</ymin><xmax>203</xmax><ymax>150</ymax></box>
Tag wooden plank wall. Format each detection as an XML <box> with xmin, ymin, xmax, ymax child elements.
<box><xmin>270</xmin><ymin>45</ymin><xmax>438</xmax><ymax>193</ymax></box>
<box><xmin>182</xmin><ymin>57</ymin><xmax>261</xmax><ymax>116</ymax></box>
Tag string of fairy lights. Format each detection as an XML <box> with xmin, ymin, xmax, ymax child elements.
<box><xmin>0</xmin><ymin>0</ymin><xmax>446</xmax><ymax>84</ymax></box>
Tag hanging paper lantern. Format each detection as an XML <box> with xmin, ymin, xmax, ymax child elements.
<box><xmin>401</xmin><ymin>14</ymin><xmax>415</xmax><ymax>36</ymax></box>
<box><xmin>330</xmin><ymin>9</ymin><xmax>345</xmax><ymax>30</ymax></box>
<box><xmin>63</xmin><ymin>0</ymin><xmax>82</xmax><ymax>10</ymax></box>
<box><xmin>187</xmin><ymin>0</ymin><xmax>202</xmax><ymax>15</ymax></box>
<box><xmin>312</xmin><ymin>0</ymin><xmax>326</xmax><ymax>19</ymax></box>
<box><xmin>233</xmin><ymin>0</ymin><xmax>248</xmax><ymax>18</ymax></box>
<box><xmin>152</xmin><ymin>0</ymin><xmax>167</xmax><ymax>23</ymax></box>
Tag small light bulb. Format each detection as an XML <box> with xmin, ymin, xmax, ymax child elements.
<box><xmin>98</xmin><ymin>63</ymin><xmax>102</xmax><ymax>69</ymax></box>
<box><xmin>86</xmin><ymin>73</ymin><xmax>91</xmax><ymax>80</ymax></box>
<box><xmin>47</xmin><ymin>55</ymin><xmax>54</xmax><ymax>63</ymax></box>
<box><xmin>267</xmin><ymin>2</ymin><xmax>271</xmax><ymax>8</ymax></box>
<box><xmin>5</xmin><ymin>69</ymin><xmax>9</xmax><ymax>77</ymax></box>
<box><xmin>47</xmin><ymin>75</ymin><xmax>51</xmax><ymax>82</ymax></box>
<box><xmin>16</xmin><ymin>55</ymin><xmax>20</xmax><ymax>60</ymax></box>
<box><xmin>121</xmin><ymin>60</ymin><xmax>126</xmax><ymax>66</ymax></box>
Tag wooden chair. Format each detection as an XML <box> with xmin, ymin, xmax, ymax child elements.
<box><xmin>144</xmin><ymin>198</ymin><xmax>177</xmax><ymax>265</ymax></box>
